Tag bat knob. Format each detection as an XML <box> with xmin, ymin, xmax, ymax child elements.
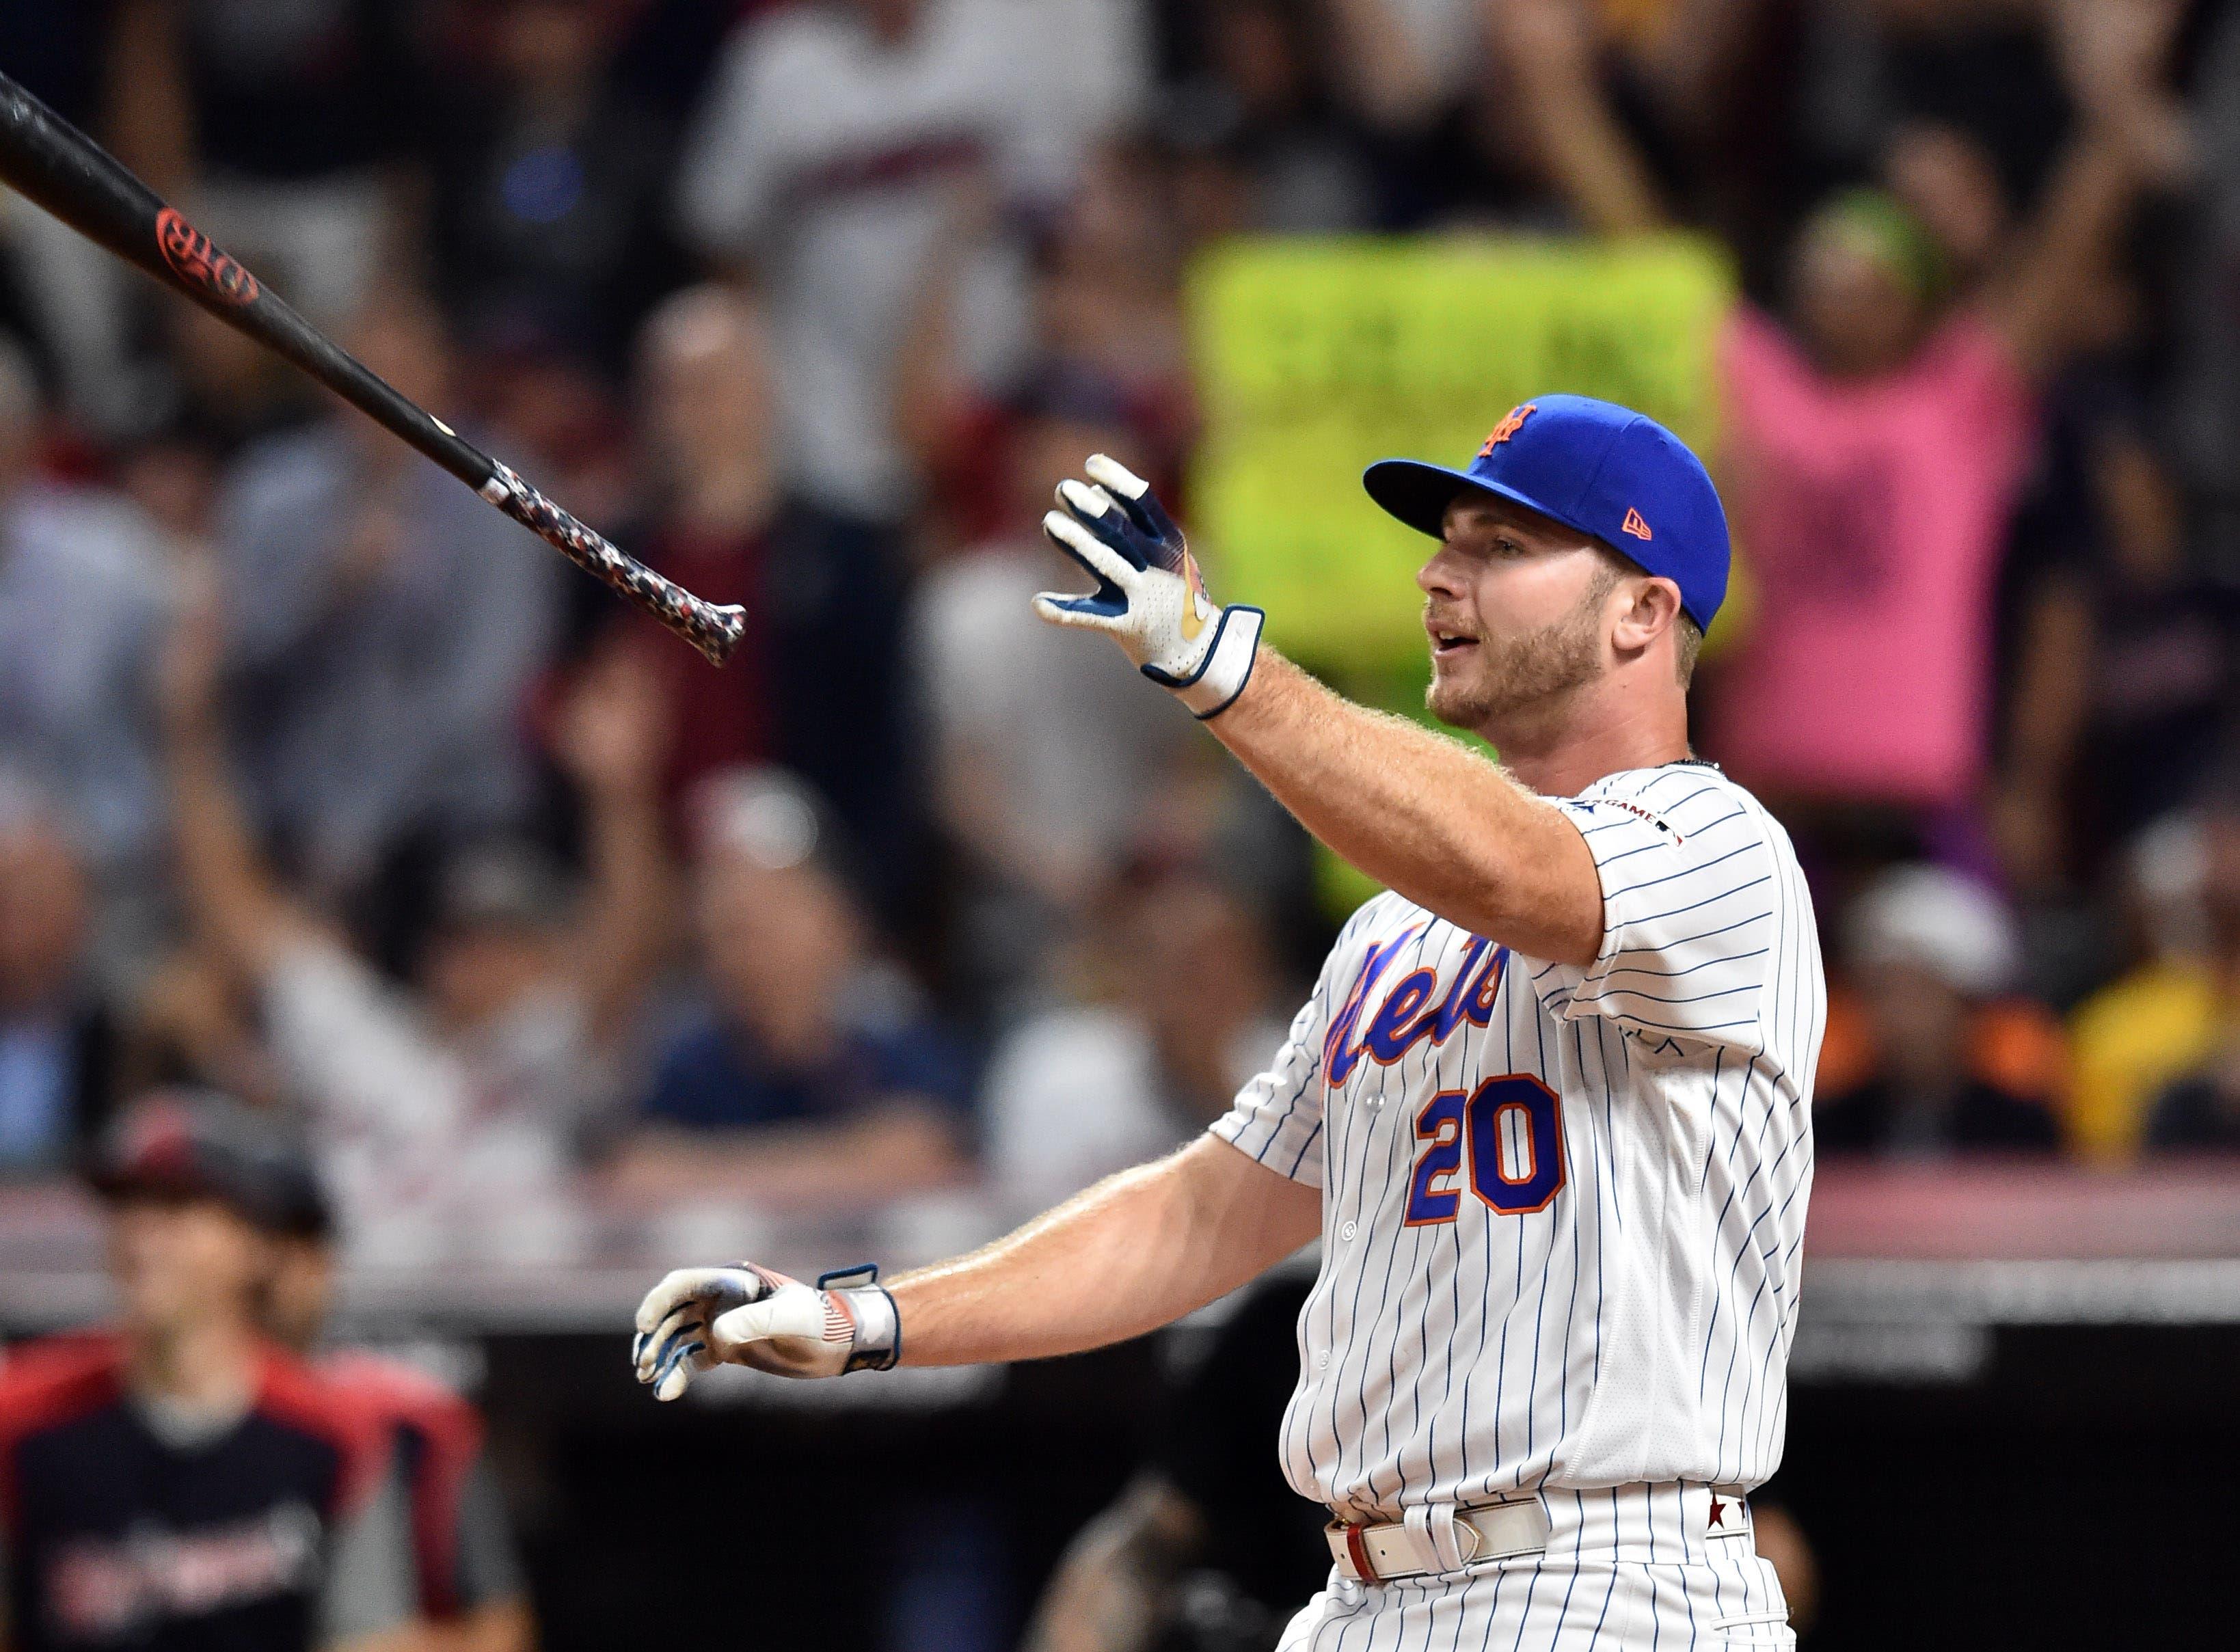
<box><xmin>694</xmin><ymin>604</ymin><xmax>749</xmax><ymax>668</ymax></box>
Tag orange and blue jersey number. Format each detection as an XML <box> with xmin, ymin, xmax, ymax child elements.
<box><xmin>1404</xmin><ymin>1074</ymin><xmax>1566</xmax><ymax>1223</ymax></box>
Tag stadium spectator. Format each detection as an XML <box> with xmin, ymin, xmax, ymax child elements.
<box><xmin>606</xmin><ymin>768</ymin><xmax>972</xmax><ymax>1207</ymax></box>
<box><xmin>982</xmin><ymin>860</ymin><xmax>1285</xmax><ymax>1217</ymax></box>
<box><xmin>0</xmin><ymin>1091</ymin><xmax>415</xmax><ymax>1652</ymax></box>
<box><xmin>612</xmin><ymin>284</ymin><xmax>924</xmax><ymax>917</ymax></box>
<box><xmin>1165</xmin><ymin>0</ymin><xmax>1381</xmax><ymax>234</ymax></box>
<box><xmin>1500</xmin><ymin>0</ymin><xmax>2186</xmax><ymax>856</ymax></box>
<box><xmin>1706</xmin><ymin>119</ymin><xmax>2172</xmax><ymax>841</ymax></box>
<box><xmin>1995</xmin><ymin>414</ymin><xmax>2239</xmax><ymax>895</ymax></box>
<box><xmin>0</xmin><ymin>337</ymin><xmax>176</xmax><ymax>910</ymax></box>
<box><xmin>912</xmin><ymin>375</ymin><xmax>1192</xmax><ymax>1007</ymax></box>
<box><xmin>425</xmin><ymin>0</ymin><xmax>682</xmax><ymax>366</ymax></box>
<box><xmin>1816</xmin><ymin>864</ymin><xmax>2062</xmax><ymax>1158</ymax></box>
<box><xmin>211</xmin><ymin>296</ymin><xmax>562</xmax><ymax>897</ymax></box>
<box><xmin>2066</xmin><ymin>813</ymin><xmax>2221</xmax><ymax>1160</ymax></box>
<box><xmin>167</xmin><ymin>0</ymin><xmax>431</xmax><ymax>321</ymax></box>
<box><xmin>161</xmin><ymin>582</ymin><xmax>671</xmax><ymax>1256</ymax></box>
<box><xmin>675</xmin><ymin>0</ymin><xmax>1038</xmax><ymax>521</ymax></box>
<box><xmin>2142</xmin><ymin>807</ymin><xmax>2240</xmax><ymax>1152</ymax></box>
<box><xmin>0</xmin><ymin>778</ymin><xmax>119</xmax><ymax>1176</ymax></box>
<box><xmin>0</xmin><ymin>1</ymin><xmax>177</xmax><ymax>434</ymax></box>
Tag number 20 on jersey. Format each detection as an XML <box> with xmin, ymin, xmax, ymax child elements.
<box><xmin>1405</xmin><ymin>1074</ymin><xmax>1566</xmax><ymax>1223</ymax></box>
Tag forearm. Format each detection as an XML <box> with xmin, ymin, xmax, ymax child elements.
<box><xmin>164</xmin><ymin>714</ymin><xmax>301</xmax><ymax>975</ymax></box>
<box><xmin>1204</xmin><ymin>653</ymin><xmax>1602</xmax><ymax>964</ymax></box>
<box><xmin>890</xmin><ymin>1137</ymin><xmax>1317</xmax><ymax>1367</ymax></box>
<box><xmin>1991</xmin><ymin>126</ymin><xmax>2140</xmax><ymax>375</ymax></box>
<box><xmin>576</xmin><ymin>785</ymin><xmax>671</xmax><ymax>1032</ymax></box>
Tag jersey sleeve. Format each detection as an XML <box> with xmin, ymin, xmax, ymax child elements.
<box><xmin>1208</xmin><ymin>904</ymin><xmax>1382</xmax><ymax>1187</ymax></box>
<box><xmin>446</xmin><ymin>1452</ymin><xmax>527</xmax><ymax>1614</ymax></box>
<box><xmin>1535</xmin><ymin>770</ymin><xmax>1784</xmax><ymax>1052</ymax></box>
<box><xmin>317</xmin><ymin>1458</ymin><xmax>416</xmax><ymax>1648</ymax></box>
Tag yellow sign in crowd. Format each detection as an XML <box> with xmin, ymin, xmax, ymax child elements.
<box><xmin>1189</xmin><ymin>234</ymin><xmax>1734</xmax><ymax>677</ymax></box>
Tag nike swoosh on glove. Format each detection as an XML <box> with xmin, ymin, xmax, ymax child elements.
<box><xmin>632</xmin><ymin>1263</ymin><xmax>900</xmax><ymax>1398</ymax></box>
<box><xmin>1036</xmin><ymin>454</ymin><xmax>1265</xmax><ymax>720</ymax></box>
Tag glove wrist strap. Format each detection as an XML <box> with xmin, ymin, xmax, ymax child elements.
<box><xmin>1152</xmin><ymin>605</ymin><xmax>1265</xmax><ymax>720</ymax></box>
<box><xmin>819</xmin><ymin>1265</ymin><xmax>901</xmax><ymax>1374</ymax></box>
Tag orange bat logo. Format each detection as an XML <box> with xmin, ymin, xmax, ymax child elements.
<box><xmin>156</xmin><ymin>208</ymin><xmax>259</xmax><ymax>307</ymax></box>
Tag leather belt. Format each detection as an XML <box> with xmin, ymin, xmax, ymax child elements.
<box><xmin>1325</xmin><ymin>1498</ymin><xmax>1552</xmax><ymax>1583</ymax></box>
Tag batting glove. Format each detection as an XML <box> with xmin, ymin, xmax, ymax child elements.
<box><xmin>1036</xmin><ymin>455</ymin><xmax>1265</xmax><ymax>720</ymax></box>
<box><xmin>631</xmin><ymin>1262</ymin><xmax>900</xmax><ymax>1399</ymax></box>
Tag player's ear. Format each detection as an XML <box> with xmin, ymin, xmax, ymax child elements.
<box><xmin>1610</xmin><ymin>575</ymin><xmax>1684</xmax><ymax>662</ymax></box>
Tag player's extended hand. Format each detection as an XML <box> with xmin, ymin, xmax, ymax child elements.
<box><xmin>630</xmin><ymin>1263</ymin><xmax>900</xmax><ymax>1398</ymax></box>
<box><xmin>1036</xmin><ymin>455</ymin><xmax>1265</xmax><ymax>720</ymax></box>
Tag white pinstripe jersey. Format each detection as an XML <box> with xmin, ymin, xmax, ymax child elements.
<box><xmin>1211</xmin><ymin>762</ymin><xmax>1824</xmax><ymax>1518</ymax></box>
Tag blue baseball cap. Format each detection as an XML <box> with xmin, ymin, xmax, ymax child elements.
<box><xmin>1363</xmin><ymin>395</ymin><xmax>1729</xmax><ymax>631</ymax></box>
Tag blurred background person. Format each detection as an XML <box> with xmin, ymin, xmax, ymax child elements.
<box><xmin>0</xmin><ymin>777</ymin><xmax>119</xmax><ymax>1178</ymax></box>
<box><xmin>608</xmin><ymin>283</ymin><xmax>926</xmax><ymax>921</ymax></box>
<box><xmin>167</xmin><ymin>0</ymin><xmax>430</xmax><ymax>323</ymax></box>
<box><xmin>911</xmin><ymin>374</ymin><xmax>1193</xmax><ymax>1012</ymax></box>
<box><xmin>1816</xmin><ymin>863</ymin><xmax>2062</xmax><ymax>1158</ymax></box>
<box><xmin>0</xmin><ymin>337</ymin><xmax>176</xmax><ymax>945</ymax></box>
<box><xmin>2066</xmin><ymin>813</ymin><xmax>2220</xmax><ymax>1160</ymax></box>
<box><xmin>2143</xmin><ymin>804</ymin><xmax>2240</xmax><ymax>1152</ymax></box>
<box><xmin>0</xmin><ymin>1090</ymin><xmax>414</xmax><ymax>1652</ymax></box>
<box><xmin>981</xmin><ymin>857</ymin><xmax>1284</xmax><ymax>1217</ymax></box>
<box><xmin>604</xmin><ymin>767</ymin><xmax>972</xmax><ymax>1207</ymax></box>
<box><xmin>159</xmin><ymin>579</ymin><xmax>670</xmax><ymax>1255</ymax></box>
<box><xmin>673</xmin><ymin>0</ymin><xmax>1111</xmax><ymax>526</ymax></box>
<box><xmin>211</xmin><ymin>297</ymin><xmax>561</xmax><ymax>902</ymax></box>
<box><xmin>427</xmin><ymin>0</ymin><xmax>683</xmax><ymax>369</ymax></box>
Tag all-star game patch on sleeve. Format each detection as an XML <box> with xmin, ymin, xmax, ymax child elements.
<box><xmin>1537</xmin><ymin>764</ymin><xmax>1796</xmax><ymax>1054</ymax></box>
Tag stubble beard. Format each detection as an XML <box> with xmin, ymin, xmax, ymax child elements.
<box><xmin>1426</xmin><ymin>580</ymin><xmax>1610</xmax><ymax>733</ymax></box>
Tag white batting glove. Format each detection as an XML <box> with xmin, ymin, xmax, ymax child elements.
<box><xmin>1036</xmin><ymin>455</ymin><xmax>1265</xmax><ymax>720</ymax></box>
<box><xmin>630</xmin><ymin>1262</ymin><xmax>900</xmax><ymax>1399</ymax></box>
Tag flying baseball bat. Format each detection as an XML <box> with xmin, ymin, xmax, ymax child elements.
<box><xmin>0</xmin><ymin>71</ymin><xmax>744</xmax><ymax>666</ymax></box>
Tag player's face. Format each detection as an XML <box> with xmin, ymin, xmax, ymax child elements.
<box><xmin>108</xmin><ymin>1195</ymin><xmax>275</xmax><ymax>1339</ymax></box>
<box><xmin>1418</xmin><ymin>495</ymin><xmax>1619</xmax><ymax>733</ymax></box>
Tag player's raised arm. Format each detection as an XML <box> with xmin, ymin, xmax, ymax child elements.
<box><xmin>1030</xmin><ymin>404</ymin><xmax>1726</xmax><ymax>969</ymax></box>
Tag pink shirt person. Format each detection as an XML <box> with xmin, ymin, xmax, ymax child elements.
<box><xmin>1708</xmin><ymin>306</ymin><xmax>2035</xmax><ymax>811</ymax></box>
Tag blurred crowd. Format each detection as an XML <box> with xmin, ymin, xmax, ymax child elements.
<box><xmin>7</xmin><ymin>0</ymin><xmax>2240</xmax><ymax>1261</ymax></box>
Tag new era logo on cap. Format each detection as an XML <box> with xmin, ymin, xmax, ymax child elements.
<box><xmin>1621</xmin><ymin>509</ymin><xmax>1653</xmax><ymax>541</ymax></box>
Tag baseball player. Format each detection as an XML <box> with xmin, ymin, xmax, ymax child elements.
<box><xmin>257</xmin><ymin>1145</ymin><xmax>535</xmax><ymax>1652</ymax></box>
<box><xmin>634</xmin><ymin>396</ymin><xmax>1824</xmax><ymax>1648</ymax></box>
<box><xmin>0</xmin><ymin>1091</ymin><xmax>415</xmax><ymax>1652</ymax></box>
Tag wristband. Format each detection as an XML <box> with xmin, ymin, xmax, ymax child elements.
<box><xmin>1144</xmin><ymin>605</ymin><xmax>1265</xmax><ymax>720</ymax></box>
<box><xmin>817</xmin><ymin>1264</ymin><xmax>901</xmax><ymax>1373</ymax></box>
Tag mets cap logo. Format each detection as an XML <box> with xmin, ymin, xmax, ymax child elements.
<box><xmin>1478</xmin><ymin>403</ymin><xmax>1537</xmax><ymax>457</ymax></box>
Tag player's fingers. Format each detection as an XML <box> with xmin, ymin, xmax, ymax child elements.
<box><xmin>1083</xmin><ymin>453</ymin><xmax>1149</xmax><ymax>499</ymax></box>
<box><xmin>632</xmin><ymin>1267</ymin><xmax>731</xmax><ymax>1336</ymax></box>
<box><xmin>1042</xmin><ymin>510</ymin><xmax>1136</xmax><ymax>589</ymax></box>
<box><xmin>633</xmin><ymin>1295</ymin><xmax>705</xmax><ymax>1366</ymax></box>
<box><xmin>1054</xmin><ymin>479</ymin><xmax>1150</xmax><ymax>569</ymax></box>
<box><xmin>637</xmin><ymin>1314</ymin><xmax>707</xmax><ymax>1384</ymax></box>
<box><xmin>1084</xmin><ymin>454</ymin><xmax>1180</xmax><ymax>545</ymax></box>
<box><xmin>651</xmin><ymin>1340</ymin><xmax>707</xmax><ymax>1402</ymax></box>
<box><xmin>1031</xmin><ymin>591</ymin><xmax>1130</xmax><ymax>629</ymax></box>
